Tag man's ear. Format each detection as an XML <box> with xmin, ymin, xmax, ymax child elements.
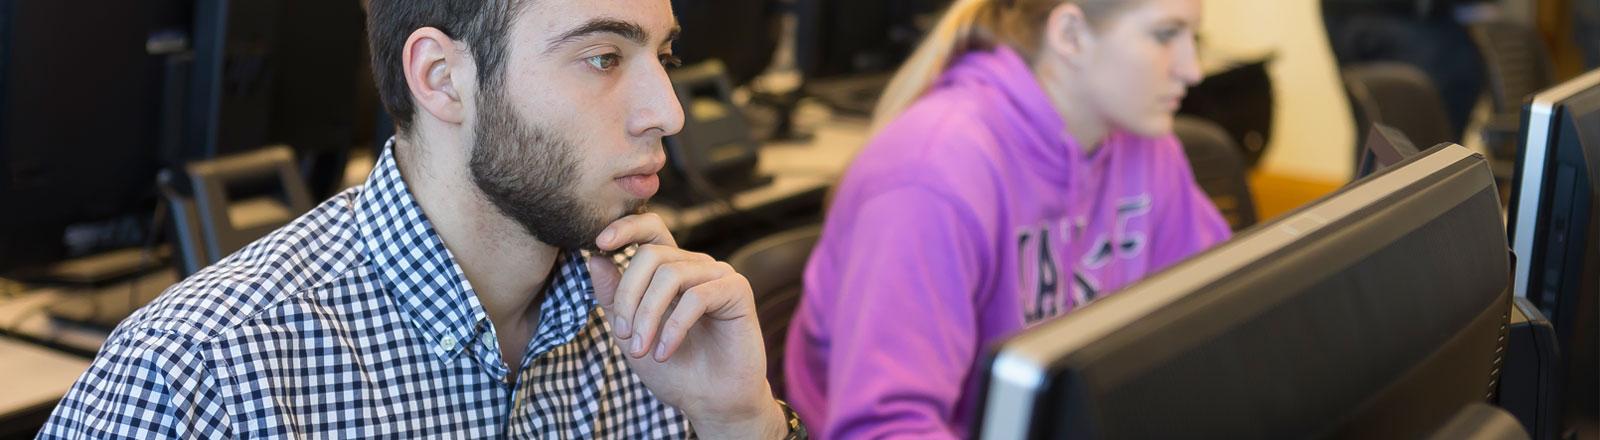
<box><xmin>1041</xmin><ymin>3</ymin><xmax>1094</xmax><ymax>68</ymax></box>
<box><xmin>402</xmin><ymin>27</ymin><xmax>468</xmax><ymax>126</ymax></box>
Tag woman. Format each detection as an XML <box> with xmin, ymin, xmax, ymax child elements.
<box><xmin>783</xmin><ymin>0</ymin><xmax>1230</xmax><ymax>437</ymax></box>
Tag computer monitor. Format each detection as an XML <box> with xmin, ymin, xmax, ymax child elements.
<box><xmin>1506</xmin><ymin>67</ymin><xmax>1600</xmax><ymax>438</ymax></box>
<box><xmin>793</xmin><ymin>0</ymin><xmax>945</xmax><ymax>79</ymax></box>
<box><xmin>0</xmin><ymin>0</ymin><xmax>190</xmax><ymax>274</ymax></box>
<box><xmin>792</xmin><ymin>0</ymin><xmax>947</xmax><ymax>115</ymax></box>
<box><xmin>189</xmin><ymin>0</ymin><xmax>372</xmax><ymax>197</ymax></box>
<box><xmin>975</xmin><ymin>143</ymin><xmax>1512</xmax><ymax>439</ymax></box>
<box><xmin>1</xmin><ymin>0</ymin><xmax>371</xmax><ymax>276</ymax></box>
<box><xmin>669</xmin><ymin>0</ymin><xmax>780</xmax><ymax>88</ymax></box>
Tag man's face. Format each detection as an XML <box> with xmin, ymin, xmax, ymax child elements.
<box><xmin>467</xmin><ymin>0</ymin><xmax>683</xmax><ymax>250</ymax></box>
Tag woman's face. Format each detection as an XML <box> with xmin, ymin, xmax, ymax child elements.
<box><xmin>1070</xmin><ymin>0</ymin><xmax>1202</xmax><ymax>137</ymax></box>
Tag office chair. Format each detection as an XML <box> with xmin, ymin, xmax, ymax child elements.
<box><xmin>727</xmin><ymin>224</ymin><xmax>822</xmax><ymax>398</ymax></box>
<box><xmin>1469</xmin><ymin>20</ymin><xmax>1556</xmax><ymax>162</ymax></box>
<box><xmin>158</xmin><ymin>146</ymin><xmax>314</xmax><ymax>277</ymax></box>
<box><xmin>1342</xmin><ymin>63</ymin><xmax>1457</xmax><ymax>178</ymax></box>
<box><xmin>1174</xmin><ymin>116</ymin><xmax>1259</xmax><ymax>231</ymax></box>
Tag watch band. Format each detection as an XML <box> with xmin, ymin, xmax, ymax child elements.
<box><xmin>776</xmin><ymin>399</ymin><xmax>808</xmax><ymax>440</ymax></box>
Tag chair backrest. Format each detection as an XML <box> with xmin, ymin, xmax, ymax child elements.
<box><xmin>726</xmin><ymin>224</ymin><xmax>822</xmax><ymax>398</ymax></box>
<box><xmin>158</xmin><ymin>146</ymin><xmax>314</xmax><ymax>276</ymax></box>
<box><xmin>1176</xmin><ymin>59</ymin><xmax>1275</xmax><ymax>169</ymax></box>
<box><xmin>1174</xmin><ymin>116</ymin><xmax>1258</xmax><ymax>231</ymax></box>
<box><xmin>1469</xmin><ymin>20</ymin><xmax>1556</xmax><ymax>115</ymax></box>
<box><xmin>1469</xmin><ymin>20</ymin><xmax>1558</xmax><ymax>163</ymax></box>
<box><xmin>1342</xmin><ymin>63</ymin><xmax>1457</xmax><ymax>170</ymax></box>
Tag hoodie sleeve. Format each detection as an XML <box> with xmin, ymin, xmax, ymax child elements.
<box><xmin>820</xmin><ymin>185</ymin><xmax>989</xmax><ymax>440</ymax></box>
<box><xmin>1149</xmin><ymin>137</ymin><xmax>1232</xmax><ymax>271</ymax></box>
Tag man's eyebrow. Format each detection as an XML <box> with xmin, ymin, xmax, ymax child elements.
<box><xmin>545</xmin><ymin>18</ymin><xmax>650</xmax><ymax>53</ymax></box>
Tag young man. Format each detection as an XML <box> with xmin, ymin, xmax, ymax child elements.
<box><xmin>40</xmin><ymin>0</ymin><xmax>799</xmax><ymax>437</ymax></box>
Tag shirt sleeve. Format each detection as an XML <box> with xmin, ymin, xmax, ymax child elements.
<box><xmin>820</xmin><ymin>185</ymin><xmax>988</xmax><ymax>439</ymax></box>
<box><xmin>38</xmin><ymin>328</ymin><xmax>232</xmax><ymax>439</ymax></box>
<box><xmin>1149</xmin><ymin>138</ymin><xmax>1233</xmax><ymax>271</ymax></box>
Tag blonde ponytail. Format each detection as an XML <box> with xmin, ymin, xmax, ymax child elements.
<box><xmin>870</xmin><ymin>0</ymin><xmax>999</xmax><ymax>132</ymax></box>
<box><xmin>868</xmin><ymin>0</ymin><xmax>1129</xmax><ymax>133</ymax></box>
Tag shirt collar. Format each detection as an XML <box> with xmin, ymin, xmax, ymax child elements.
<box><xmin>356</xmin><ymin>140</ymin><xmax>597</xmax><ymax>367</ymax></box>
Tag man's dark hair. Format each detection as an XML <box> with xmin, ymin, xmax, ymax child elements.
<box><xmin>367</xmin><ymin>0</ymin><xmax>528</xmax><ymax>135</ymax></box>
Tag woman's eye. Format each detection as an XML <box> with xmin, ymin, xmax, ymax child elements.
<box><xmin>1155</xmin><ymin>29</ymin><xmax>1182</xmax><ymax>44</ymax></box>
<box><xmin>586</xmin><ymin>53</ymin><xmax>621</xmax><ymax>71</ymax></box>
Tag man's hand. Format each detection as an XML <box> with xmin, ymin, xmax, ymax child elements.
<box><xmin>588</xmin><ymin>213</ymin><xmax>787</xmax><ymax>439</ymax></box>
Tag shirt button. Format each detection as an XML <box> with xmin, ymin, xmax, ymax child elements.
<box><xmin>481</xmin><ymin>332</ymin><xmax>496</xmax><ymax>348</ymax></box>
<box><xmin>440</xmin><ymin>335</ymin><xmax>457</xmax><ymax>351</ymax></box>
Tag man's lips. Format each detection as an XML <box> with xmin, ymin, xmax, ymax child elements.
<box><xmin>614</xmin><ymin>159</ymin><xmax>665</xmax><ymax>198</ymax></box>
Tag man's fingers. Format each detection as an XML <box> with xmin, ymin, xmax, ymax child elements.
<box><xmin>652</xmin><ymin>276</ymin><xmax>749</xmax><ymax>362</ymax></box>
<box><xmin>627</xmin><ymin>261</ymin><xmax>734</xmax><ymax>359</ymax></box>
<box><xmin>610</xmin><ymin>246</ymin><xmax>713</xmax><ymax>339</ymax></box>
<box><xmin>609</xmin><ymin>245</ymin><xmax>669</xmax><ymax>338</ymax></box>
<box><xmin>595</xmin><ymin>213</ymin><xmax>676</xmax><ymax>251</ymax></box>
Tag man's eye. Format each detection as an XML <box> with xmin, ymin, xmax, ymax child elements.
<box><xmin>586</xmin><ymin>53</ymin><xmax>622</xmax><ymax>71</ymax></box>
<box><xmin>660</xmin><ymin>54</ymin><xmax>683</xmax><ymax>68</ymax></box>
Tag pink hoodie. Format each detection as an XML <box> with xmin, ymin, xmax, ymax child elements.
<box><xmin>783</xmin><ymin>46</ymin><xmax>1231</xmax><ymax>438</ymax></box>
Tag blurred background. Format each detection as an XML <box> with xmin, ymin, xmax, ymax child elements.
<box><xmin>0</xmin><ymin>0</ymin><xmax>1595</xmax><ymax>438</ymax></box>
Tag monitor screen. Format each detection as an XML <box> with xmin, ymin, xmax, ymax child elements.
<box><xmin>975</xmin><ymin>144</ymin><xmax>1510</xmax><ymax>439</ymax></box>
<box><xmin>793</xmin><ymin>0</ymin><xmax>947</xmax><ymax>79</ymax></box>
<box><xmin>0</xmin><ymin>0</ymin><xmax>188</xmax><ymax>272</ymax></box>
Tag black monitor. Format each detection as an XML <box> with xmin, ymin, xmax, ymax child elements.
<box><xmin>668</xmin><ymin>0</ymin><xmax>780</xmax><ymax>88</ymax></box>
<box><xmin>794</xmin><ymin>0</ymin><xmax>945</xmax><ymax>79</ymax></box>
<box><xmin>792</xmin><ymin>0</ymin><xmax>947</xmax><ymax>116</ymax></box>
<box><xmin>1506</xmin><ymin>68</ymin><xmax>1600</xmax><ymax>438</ymax></box>
<box><xmin>189</xmin><ymin>0</ymin><xmax>373</xmax><ymax>198</ymax></box>
<box><xmin>0</xmin><ymin>0</ymin><xmax>190</xmax><ymax>274</ymax></box>
<box><xmin>974</xmin><ymin>143</ymin><xmax>1512</xmax><ymax>439</ymax></box>
<box><xmin>1</xmin><ymin>0</ymin><xmax>371</xmax><ymax>276</ymax></box>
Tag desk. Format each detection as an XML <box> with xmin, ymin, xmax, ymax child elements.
<box><xmin>654</xmin><ymin>174</ymin><xmax>831</xmax><ymax>246</ymax></box>
<box><xmin>0</xmin><ymin>336</ymin><xmax>91</xmax><ymax>437</ymax></box>
<box><xmin>0</xmin><ymin>267</ymin><xmax>175</xmax><ymax>356</ymax></box>
<box><xmin>759</xmin><ymin>116</ymin><xmax>871</xmax><ymax>177</ymax></box>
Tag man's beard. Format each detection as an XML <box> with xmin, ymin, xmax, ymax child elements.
<box><xmin>468</xmin><ymin>87</ymin><xmax>645</xmax><ymax>251</ymax></box>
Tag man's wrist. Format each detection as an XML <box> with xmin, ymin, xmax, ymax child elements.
<box><xmin>689</xmin><ymin>398</ymin><xmax>789</xmax><ymax>440</ymax></box>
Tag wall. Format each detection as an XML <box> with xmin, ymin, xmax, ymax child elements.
<box><xmin>1200</xmin><ymin>0</ymin><xmax>1354</xmax><ymax>182</ymax></box>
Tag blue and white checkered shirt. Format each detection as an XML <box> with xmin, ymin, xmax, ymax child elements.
<box><xmin>40</xmin><ymin>146</ymin><xmax>691</xmax><ymax>438</ymax></box>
